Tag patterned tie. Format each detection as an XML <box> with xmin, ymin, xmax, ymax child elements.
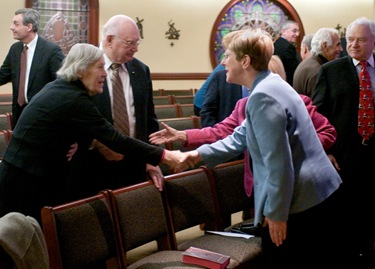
<box><xmin>17</xmin><ymin>45</ymin><xmax>28</xmax><ymax>106</ymax></box>
<box><xmin>110</xmin><ymin>63</ymin><xmax>130</xmax><ymax>136</ymax></box>
<box><xmin>358</xmin><ymin>61</ymin><xmax>374</xmax><ymax>141</ymax></box>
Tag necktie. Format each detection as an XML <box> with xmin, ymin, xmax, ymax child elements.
<box><xmin>18</xmin><ymin>45</ymin><xmax>28</xmax><ymax>106</ymax></box>
<box><xmin>110</xmin><ymin>63</ymin><xmax>130</xmax><ymax>136</ymax></box>
<box><xmin>358</xmin><ymin>61</ymin><xmax>374</xmax><ymax>140</ymax></box>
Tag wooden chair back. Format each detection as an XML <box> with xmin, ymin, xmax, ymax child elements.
<box><xmin>154</xmin><ymin>104</ymin><xmax>180</xmax><ymax>119</ymax></box>
<box><xmin>107</xmin><ymin>181</ymin><xmax>175</xmax><ymax>267</ymax></box>
<box><xmin>41</xmin><ymin>192</ymin><xmax>122</xmax><ymax>269</ymax></box>
<box><xmin>205</xmin><ymin>160</ymin><xmax>253</xmax><ymax>230</ymax></box>
<box><xmin>153</xmin><ymin>95</ymin><xmax>174</xmax><ymax>105</ymax></box>
<box><xmin>163</xmin><ymin>167</ymin><xmax>219</xmax><ymax>249</ymax></box>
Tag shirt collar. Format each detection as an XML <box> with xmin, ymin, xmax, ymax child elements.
<box><xmin>24</xmin><ymin>34</ymin><xmax>38</xmax><ymax>50</ymax></box>
<box><xmin>353</xmin><ymin>55</ymin><xmax>374</xmax><ymax>68</ymax></box>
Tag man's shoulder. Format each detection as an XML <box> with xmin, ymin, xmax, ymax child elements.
<box><xmin>321</xmin><ymin>56</ymin><xmax>350</xmax><ymax>70</ymax></box>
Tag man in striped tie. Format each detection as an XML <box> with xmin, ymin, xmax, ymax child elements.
<box><xmin>67</xmin><ymin>15</ymin><xmax>163</xmax><ymax>200</ymax></box>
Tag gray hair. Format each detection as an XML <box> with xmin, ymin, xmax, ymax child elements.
<box><xmin>311</xmin><ymin>28</ymin><xmax>338</xmax><ymax>56</ymax></box>
<box><xmin>301</xmin><ymin>34</ymin><xmax>314</xmax><ymax>51</ymax></box>
<box><xmin>57</xmin><ymin>43</ymin><xmax>103</xmax><ymax>81</ymax></box>
<box><xmin>15</xmin><ymin>8</ymin><xmax>40</xmax><ymax>32</ymax></box>
<box><xmin>346</xmin><ymin>17</ymin><xmax>375</xmax><ymax>40</ymax></box>
<box><xmin>278</xmin><ymin>20</ymin><xmax>298</xmax><ymax>34</ymax></box>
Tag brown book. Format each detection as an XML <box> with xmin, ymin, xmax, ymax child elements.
<box><xmin>182</xmin><ymin>247</ymin><xmax>230</xmax><ymax>269</ymax></box>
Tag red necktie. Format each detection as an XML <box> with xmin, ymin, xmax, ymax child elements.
<box><xmin>358</xmin><ymin>61</ymin><xmax>374</xmax><ymax>140</ymax></box>
<box><xmin>110</xmin><ymin>63</ymin><xmax>130</xmax><ymax>136</ymax></box>
<box><xmin>17</xmin><ymin>45</ymin><xmax>28</xmax><ymax>106</ymax></box>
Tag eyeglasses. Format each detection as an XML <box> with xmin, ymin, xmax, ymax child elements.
<box><xmin>115</xmin><ymin>36</ymin><xmax>141</xmax><ymax>47</ymax></box>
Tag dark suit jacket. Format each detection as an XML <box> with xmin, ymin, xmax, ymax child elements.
<box><xmin>0</xmin><ymin>79</ymin><xmax>163</xmax><ymax>220</ymax></box>
<box><xmin>0</xmin><ymin>36</ymin><xmax>64</xmax><ymax>129</ymax></box>
<box><xmin>67</xmin><ymin>58</ymin><xmax>160</xmax><ymax>200</ymax></box>
<box><xmin>313</xmin><ymin>55</ymin><xmax>375</xmax><ymax>182</ymax></box>
<box><xmin>93</xmin><ymin>58</ymin><xmax>159</xmax><ymax>142</ymax></box>
<box><xmin>200</xmin><ymin>69</ymin><xmax>242</xmax><ymax>127</ymax></box>
<box><xmin>274</xmin><ymin>37</ymin><xmax>300</xmax><ymax>86</ymax></box>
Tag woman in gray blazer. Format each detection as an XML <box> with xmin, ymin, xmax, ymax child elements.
<box><xmin>177</xmin><ymin>29</ymin><xmax>344</xmax><ymax>269</ymax></box>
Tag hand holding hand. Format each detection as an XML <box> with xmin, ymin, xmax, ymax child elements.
<box><xmin>149</xmin><ymin>122</ymin><xmax>187</xmax><ymax>145</ymax></box>
<box><xmin>162</xmin><ymin>150</ymin><xmax>202</xmax><ymax>173</ymax></box>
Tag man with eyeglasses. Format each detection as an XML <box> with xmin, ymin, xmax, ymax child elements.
<box><xmin>67</xmin><ymin>15</ymin><xmax>163</xmax><ymax>200</ymax></box>
<box><xmin>273</xmin><ymin>20</ymin><xmax>301</xmax><ymax>85</ymax></box>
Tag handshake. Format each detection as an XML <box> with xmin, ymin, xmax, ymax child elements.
<box><xmin>162</xmin><ymin>150</ymin><xmax>203</xmax><ymax>173</ymax></box>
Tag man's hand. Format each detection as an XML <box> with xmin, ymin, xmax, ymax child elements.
<box><xmin>146</xmin><ymin>164</ymin><xmax>164</xmax><ymax>191</ymax></box>
<box><xmin>66</xmin><ymin>143</ymin><xmax>78</xmax><ymax>161</ymax></box>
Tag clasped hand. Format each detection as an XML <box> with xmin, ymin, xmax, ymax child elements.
<box><xmin>162</xmin><ymin>149</ymin><xmax>202</xmax><ymax>173</ymax></box>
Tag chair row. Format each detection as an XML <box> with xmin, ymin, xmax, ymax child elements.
<box><xmin>153</xmin><ymin>88</ymin><xmax>197</xmax><ymax>96</ymax></box>
<box><xmin>153</xmin><ymin>95</ymin><xmax>195</xmax><ymax>106</ymax></box>
<box><xmin>155</xmin><ymin>103</ymin><xmax>195</xmax><ymax>119</ymax></box>
<box><xmin>0</xmin><ymin>102</ymin><xmax>12</xmax><ymax>115</ymax></box>
<box><xmin>0</xmin><ymin>129</ymin><xmax>12</xmax><ymax>160</ymax></box>
<box><xmin>0</xmin><ymin>113</ymin><xmax>12</xmax><ymax>131</ymax></box>
<box><xmin>0</xmin><ymin>94</ymin><xmax>12</xmax><ymax>103</ymax></box>
<box><xmin>41</xmin><ymin>160</ymin><xmax>261</xmax><ymax>269</ymax></box>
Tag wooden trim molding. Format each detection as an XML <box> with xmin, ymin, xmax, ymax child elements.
<box><xmin>151</xmin><ymin>73</ymin><xmax>210</xmax><ymax>80</ymax></box>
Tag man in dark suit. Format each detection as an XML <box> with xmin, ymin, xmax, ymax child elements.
<box><xmin>273</xmin><ymin>20</ymin><xmax>300</xmax><ymax>85</ymax></box>
<box><xmin>67</xmin><ymin>15</ymin><xmax>163</xmax><ymax>200</ymax></box>
<box><xmin>313</xmin><ymin>17</ymin><xmax>375</xmax><ymax>269</ymax></box>
<box><xmin>200</xmin><ymin>69</ymin><xmax>243</xmax><ymax>127</ymax></box>
<box><xmin>0</xmin><ymin>8</ymin><xmax>64</xmax><ymax>129</ymax></box>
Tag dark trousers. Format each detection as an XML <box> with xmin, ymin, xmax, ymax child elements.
<box><xmin>261</xmin><ymin>188</ymin><xmax>345</xmax><ymax>269</ymax></box>
<box><xmin>337</xmin><ymin>140</ymin><xmax>375</xmax><ymax>269</ymax></box>
<box><xmin>0</xmin><ymin>161</ymin><xmax>66</xmax><ymax>224</ymax></box>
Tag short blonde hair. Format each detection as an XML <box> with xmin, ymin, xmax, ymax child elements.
<box><xmin>223</xmin><ymin>28</ymin><xmax>274</xmax><ymax>71</ymax></box>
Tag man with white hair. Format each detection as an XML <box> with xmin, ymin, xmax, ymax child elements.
<box><xmin>300</xmin><ymin>33</ymin><xmax>314</xmax><ymax>61</ymax></box>
<box><xmin>67</xmin><ymin>15</ymin><xmax>164</xmax><ymax>200</ymax></box>
<box><xmin>293</xmin><ymin>27</ymin><xmax>342</xmax><ymax>97</ymax></box>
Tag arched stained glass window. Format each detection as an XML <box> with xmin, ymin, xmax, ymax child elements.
<box><xmin>210</xmin><ymin>0</ymin><xmax>304</xmax><ymax>68</ymax></box>
<box><xmin>26</xmin><ymin>0</ymin><xmax>99</xmax><ymax>55</ymax></box>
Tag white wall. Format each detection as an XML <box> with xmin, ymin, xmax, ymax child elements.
<box><xmin>0</xmin><ymin>0</ymin><xmax>374</xmax><ymax>92</ymax></box>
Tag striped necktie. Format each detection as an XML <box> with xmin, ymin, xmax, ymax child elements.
<box><xmin>110</xmin><ymin>63</ymin><xmax>130</xmax><ymax>136</ymax></box>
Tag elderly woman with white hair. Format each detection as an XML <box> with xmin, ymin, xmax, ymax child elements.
<box><xmin>0</xmin><ymin>43</ymin><xmax>180</xmax><ymax>224</ymax></box>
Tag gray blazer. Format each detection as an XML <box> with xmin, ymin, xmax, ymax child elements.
<box><xmin>197</xmin><ymin>72</ymin><xmax>342</xmax><ymax>226</ymax></box>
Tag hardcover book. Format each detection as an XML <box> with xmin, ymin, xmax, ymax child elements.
<box><xmin>182</xmin><ymin>247</ymin><xmax>230</xmax><ymax>269</ymax></box>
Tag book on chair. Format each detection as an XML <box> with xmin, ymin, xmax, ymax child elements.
<box><xmin>182</xmin><ymin>247</ymin><xmax>230</xmax><ymax>269</ymax></box>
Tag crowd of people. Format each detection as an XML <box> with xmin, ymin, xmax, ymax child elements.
<box><xmin>0</xmin><ymin>7</ymin><xmax>374</xmax><ymax>269</ymax></box>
